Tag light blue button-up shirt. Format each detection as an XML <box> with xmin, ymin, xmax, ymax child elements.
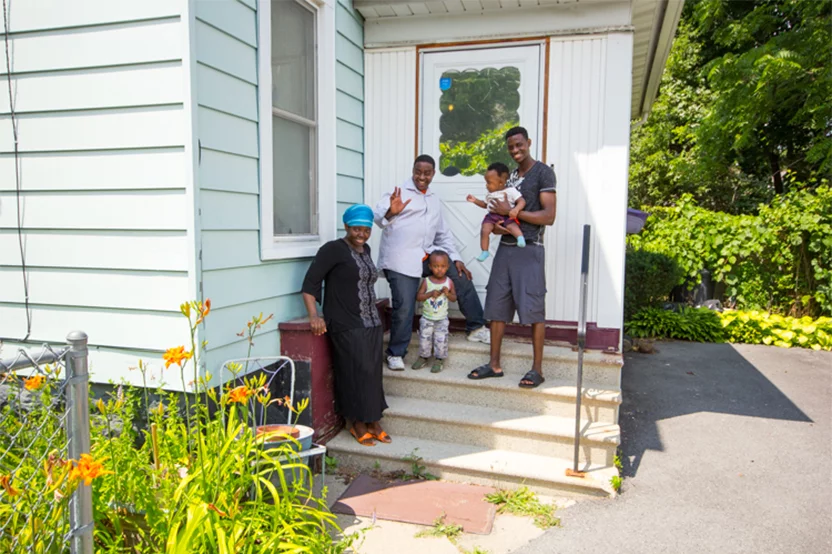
<box><xmin>373</xmin><ymin>178</ymin><xmax>462</xmax><ymax>278</ymax></box>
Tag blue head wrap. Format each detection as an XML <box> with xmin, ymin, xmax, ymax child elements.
<box><xmin>343</xmin><ymin>204</ymin><xmax>374</xmax><ymax>228</ymax></box>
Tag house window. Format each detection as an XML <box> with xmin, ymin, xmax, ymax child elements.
<box><xmin>259</xmin><ymin>0</ymin><xmax>336</xmax><ymax>260</ymax></box>
<box><xmin>271</xmin><ymin>0</ymin><xmax>316</xmax><ymax>235</ymax></box>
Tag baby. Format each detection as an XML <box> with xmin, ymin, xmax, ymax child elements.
<box><xmin>466</xmin><ymin>162</ymin><xmax>527</xmax><ymax>261</ymax></box>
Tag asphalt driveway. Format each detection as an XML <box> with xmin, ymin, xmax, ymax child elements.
<box><xmin>516</xmin><ymin>341</ymin><xmax>832</xmax><ymax>554</ymax></box>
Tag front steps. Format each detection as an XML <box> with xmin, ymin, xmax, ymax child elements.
<box><xmin>327</xmin><ymin>333</ymin><xmax>623</xmax><ymax>498</ymax></box>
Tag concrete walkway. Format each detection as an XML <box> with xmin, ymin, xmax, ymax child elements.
<box><xmin>516</xmin><ymin>341</ymin><xmax>832</xmax><ymax>554</ymax></box>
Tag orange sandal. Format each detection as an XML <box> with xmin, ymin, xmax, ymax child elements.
<box><xmin>350</xmin><ymin>426</ymin><xmax>376</xmax><ymax>446</ymax></box>
<box><xmin>372</xmin><ymin>430</ymin><xmax>392</xmax><ymax>444</ymax></box>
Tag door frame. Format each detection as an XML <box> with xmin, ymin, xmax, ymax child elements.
<box><xmin>415</xmin><ymin>37</ymin><xmax>551</xmax><ymax>163</ymax></box>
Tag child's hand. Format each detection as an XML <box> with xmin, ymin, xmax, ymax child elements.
<box><xmin>509</xmin><ymin>208</ymin><xmax>520</xmax><ymax>220</ymax></box>
<box><xmin>466</xmin><ymin>194</ymin><xmax>477</xmax><ymax>203</ymax></box>
<box><xmin>441</xmin><ymin>287</ymin><xmax>450</xmax><ymax>295</ymax></box>
<box><xmin>432</xmin><ymin>289</ymin><xmax>442</xmax><ymax>298</ymax></box>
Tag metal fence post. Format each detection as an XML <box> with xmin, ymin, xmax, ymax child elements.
<box><xmin>571</xmin><ymin>225</ymin><xmax>591</xmax><ymax>474</ymax></box>
<box><xmin>65</xmin><ymin>331</ymin><xmax>93</xmax><ymax>554</ymax></box>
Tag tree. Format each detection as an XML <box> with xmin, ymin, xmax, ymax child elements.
<box><xmin>629</xmin><ymin>0</ymin><xmax>831</xmax><ymax>213</ymax></box>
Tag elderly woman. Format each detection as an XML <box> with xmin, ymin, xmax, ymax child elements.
<box><xmin>301</xmin><ymin>204</ymin><xmax>389</xmax><ymax>447</ymax></box>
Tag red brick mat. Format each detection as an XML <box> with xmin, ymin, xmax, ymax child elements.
<box><xmin>331</xmin><ymin>474</ymin><xmax>497</xmax><ymax>535</ymax></box>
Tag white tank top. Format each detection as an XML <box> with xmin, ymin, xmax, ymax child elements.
<box><xmin>422</xmin><ymin>277</ymin><xmax>451</xmax><ymax>321</ymax></box>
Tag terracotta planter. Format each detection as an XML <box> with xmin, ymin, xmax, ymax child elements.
<box><xmin>256</xmin><ymin>424</ymin><xmax>300</xmax><ymax>440</ymax></box>
<box><xmin>255</xmin><ymin>424</ymin><xmax>314</xmax><ymax>452</ymax></box>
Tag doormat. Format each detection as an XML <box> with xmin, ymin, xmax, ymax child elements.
<box><xmin>331</xmin><ymin>474</ymin><xmax>497</xmax><ymax>535</ymax></box>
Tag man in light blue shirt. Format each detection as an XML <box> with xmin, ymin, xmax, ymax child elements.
<box><xmin>374</xmin><ymin>155</ymin><xmax>489</xmax><ymax>370</ymax></box>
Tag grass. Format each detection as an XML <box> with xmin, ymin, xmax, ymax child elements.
<box><xmin>485</xmin><ymin>486</ymin><xmax>560</xmax><ymax>529</ymax></box>
<box><xmin>415</xmin><ymin>514</ymin><xmax>463</xmax><ymax>541</ymax></box>
<box><xmin>401</xmin><ymin>448</ymin><xmax>438</xmax><ymax>481</ymax></box>
<box><xmin>325</xmin><ymin>455</ymin><xmax>338</xmax><ymax>472</ymax></box>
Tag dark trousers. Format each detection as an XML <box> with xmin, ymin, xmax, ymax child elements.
<box><xmin>385</xmin><ymin>259</ymin><xmax>486</xmax><ymax>358</ymax></box>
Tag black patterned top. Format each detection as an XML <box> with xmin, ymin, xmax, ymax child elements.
<box><xmin>302</xmin><ymin>239</ymin><xmax>381</xmax><ymax>333</ymax></box>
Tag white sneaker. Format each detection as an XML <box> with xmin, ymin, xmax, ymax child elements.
<box><xmin>467</xmin><ymin>327</ymin><xmax>491</xmax><ymax>344</ymax></box>
<box><xmin>386</xmin><ymin>356</ymin><xmax>405</xmax><ymax>371</ymax></box>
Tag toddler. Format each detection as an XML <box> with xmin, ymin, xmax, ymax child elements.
<box><xmin>413</xmin><ymin>250</ymin><xmax>456</xmax><ymax>373</ymax></box>
<box><xmin>466</xmin><ymin>162</ymin><xmax>527</xmax><ymax>262</ymax></box>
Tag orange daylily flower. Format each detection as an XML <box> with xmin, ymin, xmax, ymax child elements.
<box><xmin>227</xmin><ymin>386</ymin><xmax>251</xmax><ymax>404</ymax></box>
<box><xmin>24</xmin><ymin>374</ymin><xmax>46</xmax><ymax>391</ymax></box>
<box><xmin>196</xmin><ymin>299</ymin><xmax>212</xmax><ymax>325</ymax></box>
<box><xmin>207</xmin><ymin>503</ymin><xmax>228</xmax><ymax>518</ymax></box>
<box><xmin>1</xmin><ymin>474</ymin><xmax>20</xmax><ymax>496</ymax></box>
<box><xmin>69</xmin><ymin>454</ymin><xmax>113</xmax><ymax>486</ymax></box>
<box><xmin>163</xmin><ymin>346</ymin><xmax>192</xmax><ymax>369</ymax></box>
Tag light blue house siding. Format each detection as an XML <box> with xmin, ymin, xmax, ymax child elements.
<box><xmin>0</xmin><ymin>1</ymin><xmax>194</xmax><ymax>385</ymax></box>
<box><xmin>193</xmin><ymin>0</ymin><xmax>365</xmax><ymax>372</ymax></box>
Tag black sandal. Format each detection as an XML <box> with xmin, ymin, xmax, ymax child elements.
<box><xmin>467</xmin><ymin>364</ymin><xmax>504</xmax><ymax>380</ymax></box>
<box><xmin>519</xmin><ymin>370</ymin><xmax>545</xmax><ymax>389</ymax></box>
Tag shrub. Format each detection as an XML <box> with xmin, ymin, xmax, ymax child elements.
<box><xmin>719</xmin><ymin>310</ymin><xmax>832</xmax><ymax>351</ymax></box>
<box><xmin>0</xmin><ymin>302</ymin><xmax>359</xmax><ymax>553</ymax></box>
<box><xmin>628</xmin><ymin>185</ymin><xmax>832</xmax><ymax>316</ymax></box>
<box><xmin>625</xmin><ymin>307</ymin><xmax>725</xmax><ymax>342</ymax></box>
<box><xmin>624</xmin><ymin>248</ymin><xmax>683</xmax><ymax>320</ymax></box>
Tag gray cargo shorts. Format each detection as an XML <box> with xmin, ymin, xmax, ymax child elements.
<box><xmin>483</xmin><ymin>243</ymin><xmax>546</xmax><ymax>324</ymax></box>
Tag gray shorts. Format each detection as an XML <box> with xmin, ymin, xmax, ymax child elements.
<box><xmin>484</xmin><ymin>243</ymin><xmax>546</xmax><ymax>324</ymax></box>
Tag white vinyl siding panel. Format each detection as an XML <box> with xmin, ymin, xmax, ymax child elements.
<box><xmin>192</xmin><ymin>0</ymin><xmax>364</xmax><ymax>368</ymax></box>
<box><xmin>545</xmin><ymin>34</ymin><xmax>630</xmax><ymax>331</ymax></box>
<box><xmin>0</xmin><ymin>4</ymin><xmax>191</xmax><ymax>383</ymax></box>
<box><xmin>363</xmin><ymin>47</ymin><xmax>417</xmax><ymax>300</ymax></box>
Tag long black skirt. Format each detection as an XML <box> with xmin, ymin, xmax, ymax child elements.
<box><xmin>328</xmin><ymin>325</ymin><xmax>387</xmax><ymax>423</ymax></box>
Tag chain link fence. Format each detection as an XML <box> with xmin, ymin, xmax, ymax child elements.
<box><xmin>0</xmin><ymin>332</ymin><xmax>93</xmax><ymax>554</ymax></box>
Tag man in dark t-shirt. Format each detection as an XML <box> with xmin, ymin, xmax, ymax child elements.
<box><xmin>467</xmin><ymin>126</ymin><xmax>557</xmax><ymax>388</ymax></box>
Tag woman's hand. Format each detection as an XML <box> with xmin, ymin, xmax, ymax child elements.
<box><xmin>309</xmin><ymin>316</ymin><xmax>327</xmax><ymax>336</ymax></box>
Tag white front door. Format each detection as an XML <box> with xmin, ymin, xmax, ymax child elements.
<box><xmin>420</xmin><ymin>44</ymin><xmax>544</xmax><ymax>307</ymax></box>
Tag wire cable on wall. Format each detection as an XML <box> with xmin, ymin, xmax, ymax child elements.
<box><xmin>3</xmin><ymin>0</ymin><xmax>32</xmax><ymax>341</ymax></box>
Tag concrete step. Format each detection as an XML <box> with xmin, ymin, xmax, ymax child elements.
<box><xmin>383</xmin><ymin>363</ymin><xmax>621</xmax><ymax>424</ymax></box>
<box><xmin>383</xmin><ymin>395</ymin><xmax>619</xmax><ymax>466</ymax></box>
<box><xmin>328</xmin><ymin>430</ymin><xmax>617</xmax><ymax>498</ymax></box>
<box><xmin>389</xmin><ymin>333</ymin><xmax>623</xmax><ymax>389</ymax></box>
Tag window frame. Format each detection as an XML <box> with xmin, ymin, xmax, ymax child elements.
<box><xmin>258</xmin><ymin>0</ymin><xmax>337</xmax><ymax>260</ymax></box>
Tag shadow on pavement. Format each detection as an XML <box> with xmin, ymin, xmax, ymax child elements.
<box><xmin>619</xmin><ymin>341</ymin><xmax>811</xmax><ymax>478</ymax></box>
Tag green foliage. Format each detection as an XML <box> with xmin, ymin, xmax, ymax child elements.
<box><xmin>625</xmin><ymin>308</ymin><xmax>725</xmax><ymax>343</ymax></box>
<box><xmin>439</xmin><ymin>67</ymin><xmax>520</xmax><ymax>144</ymax></box>
<box><xmin>719</xmin><ymin>310</ymin><xmax>832</xmax><ymax>351</ymax></box>
<box><xmin>414</xmin><ymin>513</ymin><xmax>463</xmax><ymax>541</ymax></box>
<box><xmin>624</xmin><ymin>248</ymin><xmax>683</xmax><ymax>320</ymax></box>
<box><xmin>401</xmin><ymin>449</ymin><xmax>438</xmax><ymax>481</ymax></box>
<box><xmin>0</xmin><ymin>368</ymin><xmax>77</xmax><ymax>554</ymax></box>
<box><xmin>1</xmin><ymin>304</ymin><xmax>358</xmax><ymax>553</ymax></box>
<box><xmin>485</xmin><ymin>486</ymin><xmax>560</xmax><ymax>529</ymax></box>
<box><xmin>629</xmin><ymin>0</ymin><xmax>831</xmax><ymax>212</ymax></box>
<box><xmin>610</xmin><ymin>476</ymin><xmax>622</xmax><ymax>493</ymax></box>
<box><xmin>629</xmin><ymin>187</ymin><xmax>832</xmax><ymax>316</ymax></box>
<box><xmin>613</xmin><ymin>453</ymin><xmax>623</xmax><ymax>472</ymax></box>
<box><xmin>440</xmin><ymin>122</ymin><xmax>518</xmax><ymax>177</ymax></box>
